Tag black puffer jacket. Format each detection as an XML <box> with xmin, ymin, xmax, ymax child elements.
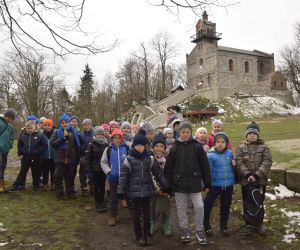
<box><xmin>164</xmin><ymin>138</ymin><xmax>211</xmax><ymax>193</ymax></box>
<box><xmin>117</xmin><ymin>153</ymin><xmax>169</xmax><ymax>199</ymax></box>
<box><xmin>18</xmin><ymin>131</ymin><xmax>47</xmax><ymax>157</ymax></box>
<box><xmin>85</xmin><ymin>139</ymin><xmax>108</xmax><ymax>172</ymax></box>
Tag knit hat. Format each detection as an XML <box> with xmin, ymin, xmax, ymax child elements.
<box><xmin>195</xmin><ymin>127</ymin><xmax>208</xmax><ymax>137</ymax></box>
<box><xmin>3</xmin><ymin>108</ymin><xmax>18</xmax><ymax>120</ymax></box>
<box><xmin>94</xmin><ymin>126</ymin><xmax>105</xmax><ymax>136</ymax></box>
<box><xmin>212</xmin><ymin>119</ymin><xmax>223</xmax><ymax>128</ymax></box>
<box><xmin>102</xmin><ymin>123</ymin><xmax>110</xmax><ymax>130</ymax></box>
<box><xmin>163</xmin><ymin>127</ymin><xmax>173</xmax><ymax>135</ymax></box>
<box><xmin>141</xmin><ymin>122</ymin><xmax>155</xmax><ymax>134</ymax></box>
<box><xmin>70</xmin><ymin>115</ymin><xmax>80</xmax><ymax>123</ymax></box>
<box><xmin>153</xmin><ymin>132</ymin><xmax>166</xmax><ymax>147</ymax></box>
<box><xmin>132</xmin><ymin>129</ymin><xmax>148</xmax><ymax>147</ymax></box>
<box><xmin>43</xmin><ymin>119</ymin><xmax>53</xmax><ymax>128</ymax></box>
<box><xmin>121</xmin><ymin>121</ymin><xmax>132</xmax><ymax>130</ymax></box>
<box><xmin>178</xmin><ymin>120</ymin><xmax>192</xmax><ymax>133</ymax></box>
<box><xmin>245</xmin><ymin>122</ymin><xmax>260</xmax><ymax>138</ymax></box>
<box><xmin>59</xmin><ymin>113</ymin><xmax>70</xmax><ymax>123</ymax></box>
<box><xmin>214</xmin><ymin>132</ymin><xmax>229</xmax><ymax>145</ymax></box>
<box><xmin>26</xmin><ymin>115</ymin><xmax>38</xmax><ymax>122</ymax></box>
<box><xmin>39</xmin><ymin>117</ymin><xmax>46</xmax><ymax>122</ymax></box>
<box><xmin>171</xmin><ymin>119</ymin><xmax>181</xmax><ymax>128</ymax></box>
<box><xmin>111</xmin><ymin>128</ymin><xmax>124</xmax><ymax>141</ymax></box>
<box><xmin>83</xmin><ymin>118</ymin><xmax>93</xmax><ymax>125</ymax></box>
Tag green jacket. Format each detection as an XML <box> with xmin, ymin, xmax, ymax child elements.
<box><xmin>0</xmin><ymin>116</ymin><xmax>14</xmax><ymax>154</ymax></box>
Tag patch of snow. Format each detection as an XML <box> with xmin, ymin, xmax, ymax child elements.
<box><xmin>270</xmin><ymin>204</ymin><xmax>277</xmax><ymax>208</ymax></box>
<box><xmin>265</xmin><ymin>193</ymin><xmax>277</xmax><ymax>200</ymax></box>
<box><xmin>0</xmin><ymin>223</ymin><xmax>7</xmax><ymax>232</ymax></box>
<box><xmin>0</xmin><ymin>242</ymin><xmax>9</xmax><ymax>247</ymax></box>
<box><xmin>19</xmin><ymin>243</ymin><xmax>43</xmax><ymax>247</ymax></box>
<box><xmin>280</xmin><ymin>209</ymin><xmax>300</xmax><ymax>219</ymax></box>
<box><xmin>274</xmin><ymin>184</ymin><xmax>295</xmax><ymax>199</ymax></box>
<box><xmin>280</xmin><ymin>208</ymin><xmax>300</xmax><ymax>244</ymax></box>
<box><xmin>283</xmin><ymin>232</ymin><xmax>296</xmax><ymax>244</ymax></box>
<box><xmin>218</xmin><ymin>108</ymin><xmax>226</xmax><ymax>114</ymax></box>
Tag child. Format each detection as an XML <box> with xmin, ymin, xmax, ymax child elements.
<box><xmin>131</xmin><ymin>124</ymin><xmax>140</xmax><ymax>136</ymax></box>
<box><xmin>12</xmin><ymin>120</ymin><xmax>47</xmax><ymax>192</ymax></box>
<box><xmin>141</xmin><ymin>122</ymin><xmax>155</xmax><ymax>152</ymax></box>
<box><xmin>101</xmin><ymin>128</ymin><xmax>128</xmax><ymax>226</ymax></box>
<box><xmin>70</xmin><ymin>115</ymin><xmax>81</xmax><ymax>133</ymax></box>
<box><xmin>236</xmin><ymin>122</ymin><xmax>272</xmax><ymax>235</ymax></box>
<box><xmin>195</xmin><ymin>127</ymin><xmax>209</xmax><ymax>153</ymax></box>
<box><xmin>0</xmin><ymin>108</ymin><xmax>17</xmax><ymax>193</ymax></box>
<box><xmin>85</xmin><ymin>126</ymin><xmax>109</xmax><ymax>212</ymax></box>
<box><xmin>208</xmin><ymin>119</ymin><xmax>223</xmax><ymax>148</ymax></box>
<box><xmin>151</xmin><ymin>132</ymin><xmax>172</xmax><ymax>237</ymax></box>
<box><xmin>170</xmin><ymin>119</ymin><xmax>181</xmax><ymax>139</ymax></box>
<box><xmin>108</xmin><ymin>120</ymin><xmax>119</xmax><ymax>134</ymax></box>
<box><xmin>117</xmin><ymin>130</ymin><xmax>169</xmax><ymax>246</ymax></box>
<box><xmin>203</xmin><ymin>132</ymin><xmax>235</xmax><ymax>237</ymax></box>
<box><xmin>164</xmin><ymin>121</ymin><xmax>211</xmax><ymax>245</ymax></box>
<box><xmin>79</xmin><ymin>118</ymin><xmax>94</xmax><ymax>196</ymax></box>
<box><xmin>162</xmin><ymin>128</ymin><xmax>174</xmax><ymax>155</ymax></box>
<box><xmin>121</xmin><ymin>121</ymin><xmax>134</xmax><ymax>148</ymax></box>
<box><xmin>166</xmin><ymin>106</ymin><xmax>180</xmax><ymax>127</ymax></box>
<box><xmin>41</xmin><ymin>119</ymin><xmax>56</xmax><ymax>191</ymax></box>
<box><xmin>51</xmin><ymin>113</ymin><xmax>81</xmax><ymax>199</ymax></box>
<box><xmin>101</xmin><ymin>123</ymin><xmax>111</xmax><ymax>142</ymax></box>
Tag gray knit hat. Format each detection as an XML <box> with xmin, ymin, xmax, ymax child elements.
<box><xmin>212</xmin><ymin>119</ymin><xmax>223</xmax><ymax>128</ymax></box>
<box><xmin>245</xmin><ymin>122</ymin><xmax>260</xmax><ymax>138</ymax></box>
<box><xmin>83</xmin><ymin>118</ymin><xmax>93</xmax><ymax>125</ymax></box>
<box><xmin>121</xmin><ymin>121</ymin><xmax>132</xmax><ymax>130</ymax></box>
<box><xmin>141</xmin><ymin>122</ymin><xmax>155</xmax><ymax>134</ymax></box>
<box><xmin>178</xmin><ymin>120</ymin><xmax>192</xmax><ymax>133</ymax></box>
<box><xmin>94</xmin><ymin>126</ymin><xmax>105</xmax><ymax>136</ymax></box>
<box><xmin>3</xmin><ymin>108</ymin><xmax>18</xmax><ymax>120</ymax></box>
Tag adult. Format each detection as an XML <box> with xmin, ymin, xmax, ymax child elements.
<box><xmin>0</xmin><ymin>108</ymin><xmax>17</xmax><ymax>193</ymax></box>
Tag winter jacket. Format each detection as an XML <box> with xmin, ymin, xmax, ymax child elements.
<box><xmin>164</xmin><ymin>138</ymin><xmax>211</xmax><ymax>193</ymax></box>
<box><xmin>79</xmin><ymin>130</ymin><xmax>94</xmax><ymax>156</ymax></box>
<box><xmin>18</xmin><ymin>131</ymin><xmax>47</xmax><ymax>157</ymax></box>
<box><xmin>166</xmin><ymin>139</ymin><xmax>175</xmax><ymax>155</ymax></box>
<box><xmin>50</xmin><ymin>128</ymin><xmax>81</xmax><ymax>164</ymax></box>
<box><xmin>236</xmin><ymin>139</ymin><xmax>272</xmax><ymax>186</ymax></box>
<box><xmin>101</xmin><ymin>142</ymin><xmax>128</xmax><ymax>182</ymax></box>
<box><xmin>0</xmin><ymin>116</ymin><xmax>14</xmax><ymax>154</ymax></box>
<box><xmin>207</xmin><ymin>148</ymin><xmax>235</xmax><ymax>188</ymax></box>
<box><xmin>41</xmin><ymin>130</ymin><xmax>55</xmax><ymax>160</ymax></box>
<box><xmin>85</xmin><ymin>139</ymin><xmax>108</xmax><ymax>172</ymax></box>
<box><xmin>117</xmin><ymin>153</ymin><xmax>169</xmax><ymax>198</ymax></box>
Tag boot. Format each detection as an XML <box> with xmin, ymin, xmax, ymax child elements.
<box><xmin>162</xmin><ymin>213</ymin><xmax>172</xmax><ymax>237</ymax></box>
<box><xmin>0</xmin><ymin>180</ymin><xmax>7</xmax><ymax>193</ymax></box>
<box><xmin>255</xmin><ymin>225</ymin><xmax>266</xmax><ymax>235</ymax></box>
<box><xmin>95</xmin><ymin>203</ymin><xmax>102</xmax><ymax>213</ymax></box>
<box><xmin>108</xmin><ymin>216</ymin><xmax>116</xmax><ymax>226</ymax></box>
<box><xmin>81</xmin><ymin>187</ymin><xmax>89</xmax><ymax>197</ymax></box>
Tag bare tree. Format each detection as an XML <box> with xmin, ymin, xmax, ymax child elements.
<box><xmin>0</xmin><ymin>0</ymin><xmax>118</xmax><ymax>58</ymax></box>
<box><xmin>151</xmin><ymin>31</ymin><xmax>177</xmax><ymax>99</ymax></box>
<box><xmin>280</xmin><ymin>23</ymin><xmax>300</xmax><ymax>94</ymax></box>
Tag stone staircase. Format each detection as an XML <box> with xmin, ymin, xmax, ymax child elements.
<box><xmin>132</xmin><ymin>88</ymin><xmax>195</xmax><ymax>127</ymax></box>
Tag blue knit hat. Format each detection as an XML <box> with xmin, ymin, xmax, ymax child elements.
<box><xmin>59</xmin><ymin>113</ymin><xmax>70</xmax><ymax>123</ymax></box>
<box><xmin>26</xmin><ymin>115</ymin><xmax>38</xmax><ymax>122</ymax></box>
<box><xmin>132</xmin><ymin>129</ymin><xmax>148</xmax><ymax>147</ymax></box>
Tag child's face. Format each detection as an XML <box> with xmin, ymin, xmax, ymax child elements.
<box><xmin>134</xmin><ymin>144</ymin><xmax>145</xmax><ymax>153</ymax></box>
<box><xmin>104</xmin><ymin>129</ymin><xmax>110</xmax><ymax>135</ymax></box>
<box><xmin>165</xmin><ymin>131</ymin><xmax>173</xmax><ymax>140</ymax></box>
<box><xmin>147</xmin><ymin>131</ymin><xmax>155</xmax><ymax>141</ymax></box>
<box><xmin>153</xmin><ymin>143</ymin><xmax>165</xmax><ymax>155</ymax></box>
<box><xmin>215</xmin><ymin>138</ymin><xmax>226</xmax><ymax>152</ymax></box>
<box><xmin>112</xmin><ymin>135</ymin><xmax>122</xmax><ymax>145</ymax></box>
<box><xmin>110</xmin><ymin>124</ymin><xmax>118</xmax><ymax>132</ymax></box>
<box><xmin>122</xmin><ymin>126</ymin><xmax>131</xmax><ymax>136</ymax></box>
<box><xmin>173</xmin><ymin>123</ymin><xmax>179</xmax><ymax>131</ymax></box>
<box><xmin>132</xmin><ymin>128</ymin><xmax>139</xmax><ymax>134</ymax></box>
<box><xmin>44</xmin><ymin>125</ymin><xmax>52</xmax><ymax>132</ymax></box>
<box><xmin>180</xmin><ymin>128</ymin><xmax>191</xmax><ymax>141</ymax></box>
<box><xmin>26</xmin><ymin>124</ymin><xmax>35</xmax><ymax>134</ymax></box>
<box><xmin>83</xmin><ymin>123</ymin><xmax>91</xmax><ymax>131</ymax></box>
<box><xmin>197</xmin><ymin>132</ymin><xmax>207</xmax><ymax>141</ymax></box>
<box><xmin>71</xmin><ymin>119</ymin><xmax>79</xmax><ymax>127</ymax></box>
<box><xmin>212</xmin><ymin>125</ymin><xmax>223</xmax><ymax>133</ymax></box>
<box><xmin>247</xmin><ymin>132</ymin><xmax>258</xmax><ymax>142</ymax></box>
<box><xmin>61</xmin><ymin>120</ymin><xmax>69</xmax><ymax>129</ymax></box>
<box><xmin>95</xmin><ymin>134</ymin><xmax>105</xmax><ymax>140</ymax></box>
<box><xmin>39</xmin><ymin>122</ymin><xmax>44</xmax><ymax>129</ymax></box>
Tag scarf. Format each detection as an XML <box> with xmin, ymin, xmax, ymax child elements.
<box><xmin>125</xmin><ymin>133</ymin><xmax>134</xmax><ymax>142</ymax></box>
<box><xmin>93</xmin><ymin>136</ymin><xmax>108</xmax><ymax>145</ymax></box>
<box><xmin>57</xmin><ymin>126</ymin><xmax>80</xmax><ymax>150</ymax></box>
<box><xmin>130</xmin><ymin>148</ymin><xmax>149</xmax><ymax>160</ymax></box>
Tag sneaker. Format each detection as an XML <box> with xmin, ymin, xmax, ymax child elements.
<box><xmin>32</xmin><ymin>186</ymin><xmax>40</xmax><ymax>192</ymax></box>
<box><xmin>220</xmin><ymin>227</ymin><xmax>230</xmax><ymax>236</ymax></box>
<box><xmin>138</xmin><ymin>238</ymin><xmax>146</xmax><ymax>246</ymax></box>
<box><xmin>195</xmin><ymin>231</ymin><xmax>207</xmax><ymax>245</ymax></box>
<box><xmin>204</xmin><ymin>224</ymin><xmax>213</xmax><ymax>236</ymax></box>
<box><xmin>145</xmin><ymin>234</ymin><xmax>154</xmax><ymax>246</ymax></box>
<box><xmin>243</xmin><ymin>225</ymin><xmax>255</xmax><ymax>235</ymax></box>
<box><xmin>181</xmin><ymin>229</ymin><xmax>190</xmax><ymax>243</ymax></box>
<box><xmin>255</xmin><ymin>225</ymin><xmax>266</xmax><ymax>236</ymax></box>
<box><xmin>9</xmin><ymin>185</ymin><xmax>24</xmax><ymax>192</ymax></box>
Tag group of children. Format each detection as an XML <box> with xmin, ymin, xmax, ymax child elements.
<box><xmin>0</xmin><ymin>108</ymin><xmax>273</xmax><ymax>247</ymax></box>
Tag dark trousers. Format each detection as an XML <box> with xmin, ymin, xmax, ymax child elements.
<box><xmin>109</xmin><ymin>181</ymin><xmax>119</xmax><ymax>216</ymax></box>
<box><xmin>54</xmin><ymin>162</ymin><xmax>75</xmax><ymax>195</ymax></box>
<box><xmin>0</xmin><ymin>153</ymin><xmax>8</xmax><ymax>181</ymax></box>
<box><xmin>132</xmin><ymin>197</ymin><xmax>151</xmax><ymax>239</ymax></box>
<box><xmin>79</xmin><ymin>158</ymin><xmax>87</xmax><ymax>188</ymax></box>
<box><xmin>42</xmin><ymin>159</ymin><xmax>55</xmax><ymax>185</ymax></box>
<box><xmin>204</xmin><ymin>186</ymin><xmax>233</xmax><ymax>229</ymax></box>
<box><xmin>93</xmin><ymin>171</ymin><xmax>107</xmax><ymax>205</ymax></box>
<box><xmin>13</xmin><ymin>155</ymin><xmax>41</xmax><ymax>189</ymax></box>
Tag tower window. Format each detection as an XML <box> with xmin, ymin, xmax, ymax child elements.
<box><xmin>281</xmin><ymin>82</ymin><xmax>284</xmax><ymax>89</ymax></box>
<box><xmin>229</xmin><ymin>59</ymin><xmax>234</xmax><ymax>72</ymax></box>
<box><xmin>199</xmin><ymin>58</ymin><xmax>203</xmax><ymax>66</ymax></box>
<box><xmin>259</xmin><ymin>63</ymin><xmax>264</xmax><ymax>74</ymax></box>
<box><xmin>273</xmin><ymin>81</ymin><xmax>277</xmax><ymax>89</ymax></box>
<box><xmin>245</xmin><ymin>61</ymin><xmax>249</xmax><ymax>73</ymax></box>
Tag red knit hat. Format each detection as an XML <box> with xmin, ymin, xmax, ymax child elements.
<box><xmin>43</xmin><ymin>119</ymin><xmax>53</xmax><ymax>128</ymax></box>
<box><xmin>111</xmin><ymin>128</ymin><xmax>124</xmax><ymax>141</ymax></box>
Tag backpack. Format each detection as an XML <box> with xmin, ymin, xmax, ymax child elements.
<box><xmin>243</xmin><ymin>184</ymin><xmax>265</xmax><ymax>226</ymax></box>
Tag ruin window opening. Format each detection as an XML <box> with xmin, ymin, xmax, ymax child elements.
<box><xmin>229</xmin><ymin>59</ymin><xmax>234</xmax><ymax>72</ymax></box>
<box><xmin>245</xmin><ymin>61</ymin><xmax>249</xmax><ymax>73</ymax></box>
<box><xmin>259</xmin><ymin>63</ymin><xmax>264</xmax><ymax>74</ymax></box>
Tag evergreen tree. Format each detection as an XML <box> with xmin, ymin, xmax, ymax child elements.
<box><xmin>77</xmin><ymin>64</ymin><xmax>94</xmax><ymax>120</ymax></box>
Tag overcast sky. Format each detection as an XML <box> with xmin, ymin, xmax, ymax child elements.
<box><xmin>1</xmin><ymin>0</ymin><xmax>300</xmax><ymax>93</ymax></box>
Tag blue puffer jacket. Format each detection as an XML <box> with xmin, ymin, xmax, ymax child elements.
<box><xmin>18</xmin><ymin>131</ymin><xmax>47</xmax><ymax>157</ymax></box>
<box><xmin>79</xmin><ymin>130</ymin><xmax>94</xmax><ymax>155</ymax></box>
<box><xmin>108</xmin><ymin>142</ymin><xmax>128</xmax><ymax>182</ymax></box>
<box><xmin>41</xmin><ymin>130</ymin><xmax>55</xmax><ymax>160</ymax></box>
<box><xmin>207</xmin><ymin>148</ymin><xmax>235</xmax><ymax>188</ymax></box>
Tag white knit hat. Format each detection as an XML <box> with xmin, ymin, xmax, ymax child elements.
<box><xmin>195</xmin><ymin>127</ymin><xmax>208</xmax><ymax>137</ymax></box>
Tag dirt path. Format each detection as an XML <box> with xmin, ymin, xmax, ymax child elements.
<box><xmin>78</xmin><ymin>201</ymin><xmax>274</xmax><ymax>250</ymax></box>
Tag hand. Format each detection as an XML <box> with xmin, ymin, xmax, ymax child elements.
<box><xmin>63</xmin><ymin>130</ymin><xmax>68</xmax><ymax>137</ymax></box>
<box><xmin>231</xmin><ymin>159</ymin><xmax>236</xmax><ymax>167</ymax></box>
<box><xmin>203</xmin><ymin>187</ymin><xmax>209</xmax><ymax>193</ymax></box>
<box><xmin>248</xmin><ymin>176</ymin><xmax>256</xmax><ymax>183</ymax></box>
